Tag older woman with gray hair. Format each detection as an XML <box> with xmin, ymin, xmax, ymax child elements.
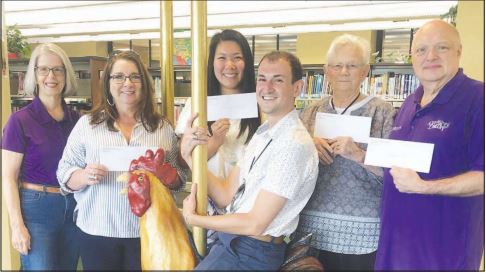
<box><xmin>2</xmin><ymin>43</ymin><xmax>80</xmax><ymax>270</ymax></box>
<box><xmin>294</xmin><ymin>34</ymin><xmax>396</xmax><ymax>271</ymax></box>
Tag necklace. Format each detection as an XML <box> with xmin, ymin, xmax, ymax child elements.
<box><xmin>331</xmin><ymin>92</ymin><xmax>361</xmax><ymax>115</ymax></box>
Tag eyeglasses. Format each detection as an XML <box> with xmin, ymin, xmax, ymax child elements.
<box><xmin>35</xmin><ymin>66</ymin><xmax>66</xmax><ymax>76</ymax></box>
<box><xmin>327</xmin><ymin>63</ymin><xmax>363</xmax><ymax>72</ymax></box>
<box><xmin>413</xmin><ymin>44</ymin><xmax>451</xmax><ymax>57</ymax></box>
<box><xmin>110</xmin><ymin>73</ymin><xmax>143</xmax><ymax>84</ymax></box>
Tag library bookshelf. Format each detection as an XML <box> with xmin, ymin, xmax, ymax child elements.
<box><xmin>296</xmin><ymin>63</ymin><xmax>417</xmax><ymax>109</ymax></box>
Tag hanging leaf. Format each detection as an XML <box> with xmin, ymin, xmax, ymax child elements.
<box><xmin>7</xmin><ymin>25</ymin><xmax>32</xmax><ymax>58</ymax></box>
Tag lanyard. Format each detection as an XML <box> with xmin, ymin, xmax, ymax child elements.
<box><xmin>331</xmin><ymin>92</ymin><xmax>361</xmax><ymax>115</ymax></box>
<box><xmin>229</xmin><ymin>138</ymin><xmax>273</xmax><ymax>214</ymax></box>
<box><xmin>249</xmin><ymin>139</ymin><xmax>273</xmax><ymax>172</ymax></box>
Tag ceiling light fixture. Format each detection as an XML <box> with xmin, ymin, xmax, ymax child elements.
<box><xmin>26</xmin><ymin>18</ymin><xmax>433</xmax><ymax>44</ymax></box>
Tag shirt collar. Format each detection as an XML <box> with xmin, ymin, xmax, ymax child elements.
<box><xmin>113</xmin><ymin>119</ymin><xmax>143</xmax><ymax>131</ymax></box>
<box><xmin>413</xmin><ymin>68</ymin><xmax>465</xmax><ymax>106</ymax></box>
<box><xmin>30</xmin><ymin>96</ymin><xmax>75</xmax><ymax>125</ymax></box>
<box><xmin>255</xmin><ymin>110</ymin><xmax>299</xmax><ymax>140</ymax></box>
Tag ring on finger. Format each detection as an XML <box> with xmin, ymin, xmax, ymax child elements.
<box><xmin>88</xmin><ymin>174</ymin><xmax>97</xmax><ymax>180</ymax></box>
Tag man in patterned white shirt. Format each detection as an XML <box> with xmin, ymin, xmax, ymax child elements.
<box><xmin>181</xmin><ymin>51</ymin><xmax>318</xmax><ymax>271</ymax></box>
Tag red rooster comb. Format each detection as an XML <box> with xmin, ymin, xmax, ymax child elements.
<box><xmin>127</xmin><ymin>148</ymin><xmax>178</xmax><ymax>217</ymax></box>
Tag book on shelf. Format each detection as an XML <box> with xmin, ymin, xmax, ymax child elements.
<box><xmin>300</xmin><ymin>63</ymin><xmax>418</xmax><ymax>102</ymax></box>
<box><xmin>367</xmin><ymin>72</ymin><xmax>418</xmax><ymax>100</ymax></box>
<box><xmin>299</xmin><ymin>72</ymin><xmax>328</xmax><ymax>99</ymax></box>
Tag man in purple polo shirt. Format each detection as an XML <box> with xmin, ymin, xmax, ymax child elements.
<box><xmin>375</xmin><ymin>19</ymin><xmax>484</xmax><ymax>271</ymax></box>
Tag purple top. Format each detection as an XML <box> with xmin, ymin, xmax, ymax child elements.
<box><xmin>2</xmin><ymin>96</ymin><xmax>80</xmax><ymax>187</ymax></box>
<box><xmin>375</xmin><ymin>69</ymin><xmax>485</xmax><ymax>271</ymax></box>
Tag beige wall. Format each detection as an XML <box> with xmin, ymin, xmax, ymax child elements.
<box><xmin>296</xmin><ymin>30</ymin><xmax>377</xmax><ymax>64</ymax></box>
<box><xmin>454</xmin><ymin>2</ymin><xmax>484</xmax><ymax>269</ymax></box>
<box><xmin>456</xmin><ymin>1</ymin><xmax>484</xmax><ymax>81</ymax></box>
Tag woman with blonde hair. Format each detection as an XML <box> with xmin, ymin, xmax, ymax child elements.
<box><xmin>2</xmin><ymin>43</ymin><xmax>80</xmax><ymax>270</ymax></box>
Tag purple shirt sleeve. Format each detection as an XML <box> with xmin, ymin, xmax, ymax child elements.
<box><xmin>2</xmin><ymin>113</ymin><xmax>27</xmax><ymax>153</ymax></box>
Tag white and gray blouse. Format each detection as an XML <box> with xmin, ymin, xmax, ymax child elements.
<box><xmin>57</xmin><ymin>114</ymin><xmax>187</xmax><ymax>238</ymax></box>
<box><xmin>295</xmin><ymin>95</ymin><xmax>396</xmax><ymax>254</ymax></box>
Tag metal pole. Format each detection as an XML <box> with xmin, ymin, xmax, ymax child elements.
<box><xmin>191</xmin><ymin>0</ymin><xmax>208</xmax><ymax>257</ymax></box>
<box><xmin>148</xmin><ymin>39</ymin><xmax>152</xmax><ymax>68</ymax></box>
<box><xmin>2</xmin><ymin>1</ymin><xmax>19</xmax><ymax>270</ymax></box>
<box><xmin>160</xmin><ymin>0</ymin><xmax>175</xmax><ymax>125</ymax></box>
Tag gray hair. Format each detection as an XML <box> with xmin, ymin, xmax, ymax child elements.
<box><xmin>326</xmin><ymin>34</ymin><xmax>371</xmax><ymax>65</ymax></box>
<box><xmin>24</xmin><ymin>43</ymin><xmax>77</xmax><ymax>96</ymax></box>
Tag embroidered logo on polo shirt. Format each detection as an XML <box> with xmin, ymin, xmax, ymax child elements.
<box><xmin>427</xmin><ymin>120</ymin><xmax>450</xmax><ymax>131</ymax></box>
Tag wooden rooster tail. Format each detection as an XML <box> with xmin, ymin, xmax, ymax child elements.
<box><xmin>137</xmin><ymin>171</ymin><xmax>196</xmax><ymax>270</ymax></box>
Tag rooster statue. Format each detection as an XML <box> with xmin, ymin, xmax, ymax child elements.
<box><xmin>120</xmin><ymin>149</ymin><xmax>323</xmax><ymax>271</ymax></box>
<box><xmin>120</xmin><ymin>148</ymin><xmax>196</xmax><ymax>270</ymax></box>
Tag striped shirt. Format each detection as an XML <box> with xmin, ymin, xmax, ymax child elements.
<box><xmin>57</xmin><ymin>114</ymin><xmax>187</xmax><ymax>238</ymax></box>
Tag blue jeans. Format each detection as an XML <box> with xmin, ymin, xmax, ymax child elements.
<box><xmin>196</xmin><ymin>232</ymin><xmax>287</xmax><ymax>271</ymax></box>
<box><xmin>19</xmin><ymin>189</ymin><xmax>79</xmax><ymax>271</ymax></box>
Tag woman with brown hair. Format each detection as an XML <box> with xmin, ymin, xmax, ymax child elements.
<box><xmin>57</xmin><ymin>50</ymin><xmax>187</xmax><ymax>271</ymax></box>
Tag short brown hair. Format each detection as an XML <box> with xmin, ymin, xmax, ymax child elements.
<box><xmin>258</xmin><ymin>51</ymin><xmax>303</xmax><ymax>83</ymax></box>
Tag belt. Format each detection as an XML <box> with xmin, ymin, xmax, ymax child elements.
<box><xmin>250</xmin><ymin>235</ymin><xmax>285</xmax><ymax>244</ymax></box>
<box><xmin>20</xmin><ymin>182</ymin><xmax>61</xmax><ymax>194</ymax></box>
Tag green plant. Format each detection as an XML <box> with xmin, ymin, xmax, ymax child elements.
<box><xmin>7</xmin><ymin>25</ymin><xmax>31</xmax><ymax>57</ymax></box>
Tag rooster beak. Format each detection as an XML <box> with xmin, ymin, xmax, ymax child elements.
<box><xmin>117</xmin><ymin>172</ymin><xmax>130</xmax><ymax>183</ymax></box>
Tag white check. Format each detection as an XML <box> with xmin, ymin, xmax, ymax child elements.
<box><xmin>100</xmin><ymin>146</ymin><xmax>158</xmax><ymax>171</ymax></box>
<box><xmin>364</xmin><ymin>138</ymin><xmax>434</xmax><ymax>173</ymax></box>
<box><xmin>314</xmin><ymin>113</ymin><xmax>372</xmax><ymax>143</ymax></box>
<box><xmin>207</xmin><ymin>93</ymin><xmax>258</xmax><ymax>121</ymax></box>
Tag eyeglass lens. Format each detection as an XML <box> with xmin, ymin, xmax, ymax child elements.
<box><xmin>35</xmin><ymin>66</ymin><xmax>65</xmax><ymax>76</ymax></box>
<box><xmin>110</xmin><ymin>73</ymin><xmax>142</xmax><ymax>83</ymax></box>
